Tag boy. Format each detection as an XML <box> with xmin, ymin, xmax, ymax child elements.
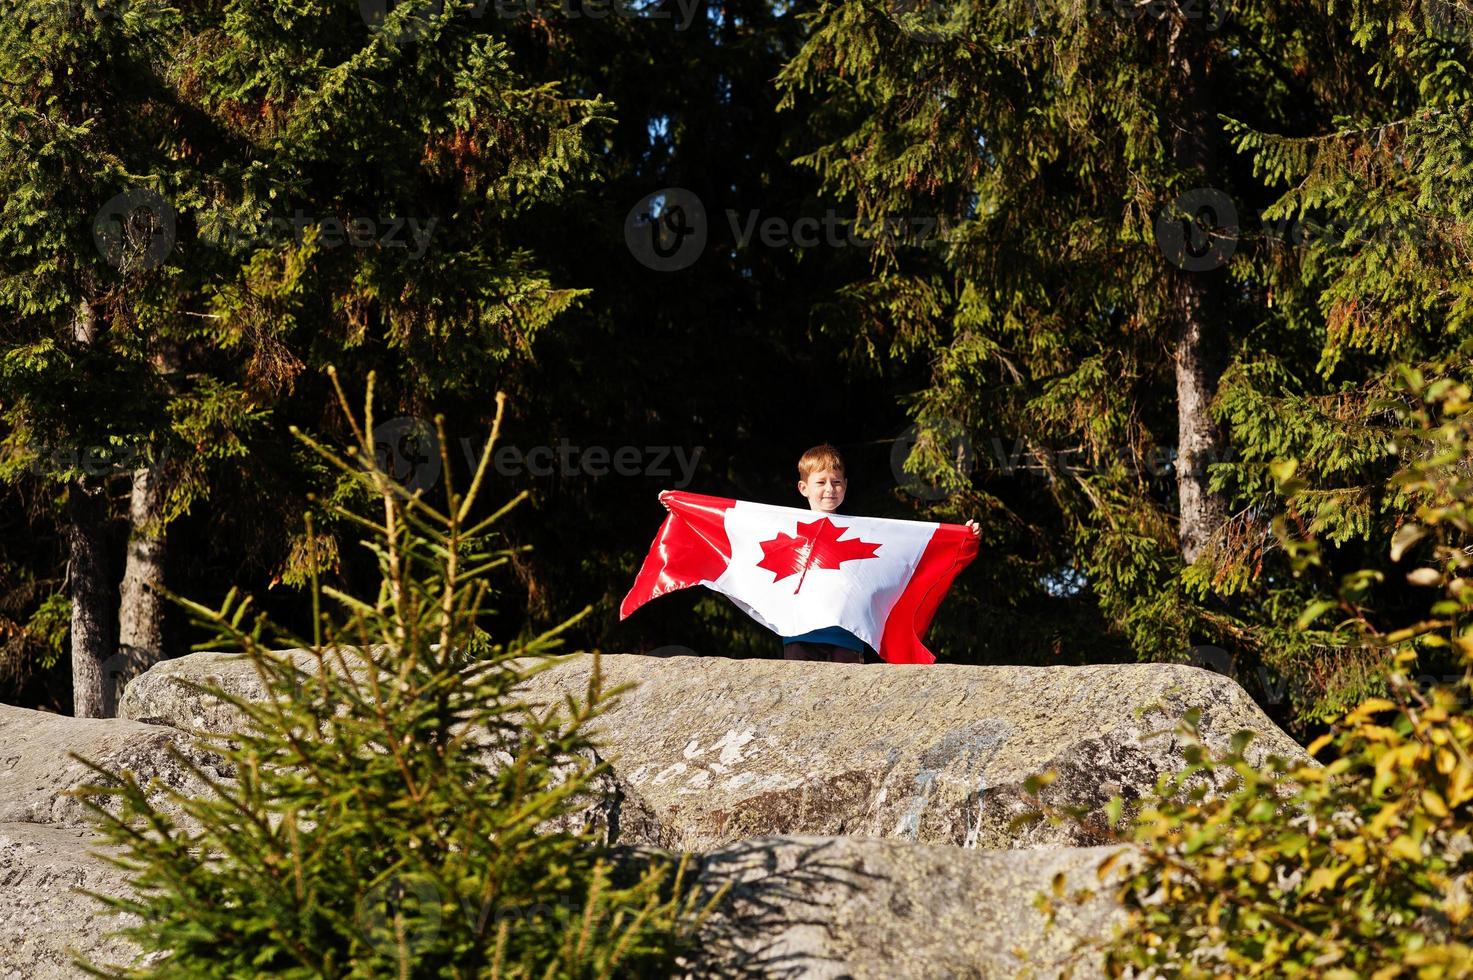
<box><xmin>781</xmin><ymin>443</ymin><xmax>981</xmax><ymax>663</ymax></box>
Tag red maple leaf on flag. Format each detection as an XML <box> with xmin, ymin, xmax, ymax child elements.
<box><xmin>756</xmin><ymin>517</ymin><xmax>881</xmax><ymax>594</ymax></box>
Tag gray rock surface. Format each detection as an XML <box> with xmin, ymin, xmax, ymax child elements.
<box><xmin>117</xmin><ymin>647</ymin><xmax>333</xmax><ymax>733</ymax></box>
<box><xmin>120</xmin><ymin>651</ymin><xmax>1306</xmax><ymax>852</ymax></box>
<box><xmin>0</xmin><ymin>823</ymin><xmax>148</xmax><ymax>979</ymax></box>
<box><xmin>524</xmin><ymin>656</ymin><xmax>1306</xmax><ymax>851</ymax></box>
<box><xmin>685</xmin><ymin>835</ymin><xmax>1136</xmax><ymax>979</ymax></box>
<box><xmin>10</xmin><ymin>648</ymin><xmax>1309</xmax><ymax>978</ymax></box>
<box><xmin>0</xmin><ymin>820</ymin><xmax>1132</xmax><ymax>980</ymax></box>
<box><xmin>0</xmin><ymin>705</ymin><xmax>227</xmax><ymax>829</ymax></box>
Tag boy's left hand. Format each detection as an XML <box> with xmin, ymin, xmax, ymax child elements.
<box><xmin>965</xmin><ymin>519</ymin><xmax>981</xmax><ymax>537</ymax></box>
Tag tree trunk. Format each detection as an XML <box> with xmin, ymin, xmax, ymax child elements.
<box><xmin>68</xmin><ymin>478</ymin><xmax>114</xmax><ymax>718</ymax></box>
<box><xmin>1169</xmin><ymin>19</ymin><xmax>1231</xmax><ymax>565</ymax></box>
<box><xmin>1175</xmin><ymin>289</ymin><xmax>1230</xmax><ymax>563</ymax></box>
<box><xmin>68</xmin><ymin>298</ymin><xmax>117</xmax><ymax>717</ymax></box>
<box><xmin>113</xmin><ymin>462</ymin><xmax>168</xmax><ymax>715</ymax></box>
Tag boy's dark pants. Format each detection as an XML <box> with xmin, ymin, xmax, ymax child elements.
<box><xmin>782</xmin><ymin>642</ymin><xmax>865</xmax><ymax>664</ymax></box>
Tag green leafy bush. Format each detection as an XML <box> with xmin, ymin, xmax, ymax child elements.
<box><xmin>73</xmin><ymin>371</ymin><xmax>724</xmax><ymax>978</ymax></box>
<box><xmin>1038</xmin><ymin>363</ymin><xmax>1473</xmax><ymax>976</ymax></box>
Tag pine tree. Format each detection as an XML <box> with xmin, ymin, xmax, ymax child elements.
<box><xmin>0</xmin><ymin>0</ymin><xmax>612</xmax><ymax>714</ymax></box>
<box><xmin>774</xmin><ymin>0</ymin><xmax>1473</xmax><ymax>726</ymax></box>
<box><xmin>73</xmin><ymin>375</ymin><xmax>723</xmax><ymax>977</ymax></box>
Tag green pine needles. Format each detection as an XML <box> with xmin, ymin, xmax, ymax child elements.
<box><xmin>68</xmin><ymin>368</ymin><xmax>724</xmax><ymax>978</ymax></box>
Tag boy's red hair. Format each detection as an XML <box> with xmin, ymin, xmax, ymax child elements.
<box><xmin>797</xmin><ymin>444</ymin><xmax>845</xmax><ymax>480</ymax></box>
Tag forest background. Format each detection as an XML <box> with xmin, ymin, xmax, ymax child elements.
<box><xmin>2</xmin><ymin>0</ymin><xmax>1466</xmax><ymax>739</ymax></box>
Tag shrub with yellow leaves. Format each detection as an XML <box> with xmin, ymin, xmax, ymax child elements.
<box><xmin>1047</xmin><ymin>364</ymin><xmax>1473</xmax><ymax>977</ymax></box>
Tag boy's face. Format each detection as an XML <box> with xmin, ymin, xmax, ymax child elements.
<box><xmin>799</xmin><ymin>467</ymin><xmax>846</xmax><ymax>512</ymax></box>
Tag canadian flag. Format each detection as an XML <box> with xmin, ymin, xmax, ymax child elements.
<box><xmin>619</xmin><ymin>490</ymin><xmax>979</xmax><ymax>664</ymax></box>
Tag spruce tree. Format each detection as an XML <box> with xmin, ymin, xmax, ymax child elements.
<box><xmin>73</xmin><ymin>374</ymin><xmax>722</xmax><ymax>977</ymax></box>
<box><xmin>0</xmin><ymin>0</ymin><xmax>611</xmax><ymax>714</ymax></box>
<box><xmin>774</xmin><ymin>0</ymin><xmax>1473</xmax><ymax>726</ymax></box>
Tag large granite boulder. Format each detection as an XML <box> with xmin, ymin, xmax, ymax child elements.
<box><xmin>5</xmin><ymin>648</ymin><xmax>1307</xmax><ymax>978</ymax></box>
<box><xmin>0</xmin><ymin>823</ymin><xmax>1131</xmax><ymax>980</ymax></box>
<box><xmin>0</xmin><ymin>823</ymin><xmax>149</xmax><ymax>979</ymax></box>
<box><xmin>120</xmin><ymin>651</ymin><xmax>1307</xmax><ymax>851</ymax></box>
<box><xmin>0</xmin><ymin>705</ymin><xmax>228</xmax><ymax>830</ymax></box>
<box><xmin>523</xmin><ymin>656</ymin><xmax>1307</xmax><ymax>851</ymax></box>
<box><xmin>118</xmin><ymin>648</ymin><xmax>347</xmax><ymax>732</ymax></box>
<box><xmin>684</xmin><ymin>835</ymin><xmax>1136</xmax><ymax>979</ymax></box>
